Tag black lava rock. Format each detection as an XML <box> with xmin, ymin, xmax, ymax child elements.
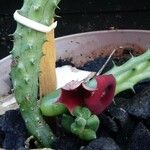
<box><xmin>0</xmin><ymin>115</ymin><xmax>5</xmax><ymax>147</ymax></box>
<box><xmin>127</xmin><ymin>86</ymin><xmax>150</xmax><ymax>119</ymax></box>
<box><xmin>0</xmin><ymin>130</ymin><xmax>4</xmax><ymax>148</ymax></box>
<box><xmin>129</xmin><ymin>123</ymin><xmax>150</xmax><ymax>150</ymax></box>
<box><xmin>2</xmin><ymin>109</ymin><xmax>27</xmax><ymax>134</ymax></box>
<box><xmin>83</xmin><ymin>137</ymin><xmax>120</xmax><ymax>150</ymax></box>
<box><xmin>113</xmin><ymin>97</ymin><xmax>129</xmax><ymax>110</ymax></box>
<box><xmin>56</xmin><ymin>58</ymin><xmax>75</xmax><ymax>67</ymax></box>
<box><xmin>0</xmin><ymin>115</ymin><xmax>4</xmax><ymax>129</ymax></box>
<box><xmin>144</xmin><ymin>119</ymin><xmax>150</xmax><ymax>130</ymax></box>
<box><xmin>2</xmin><ymin>109</ymin><xmax>27</xmax><ymax>149</ymax></box>
<box><xmin>107</xmin><ymin>100</ymin><xmax>136</xmax><ymax>150</ymax></box>
<box><xmin>53</xmin><ymin>136</ymin><xmax>81</xmax><ymax>150</ymax></box>
<box><xmin>80</xmin><ymin>57</ymin><xmax>113</xmax><ymax>73</ymax></box>
<box><xmin>134</xmin><ymin>80</ymin><xmax>150</xmax><ymax>93</ymax></box>
<box><xmin>99</xmin><ymin>114</ymin><xmax>118</xmax><ymax>133</ymax></box>
<box><xmin>108</xmin><ymin>106</ymin><xmax>130</xmax><ymax>128</ymax></box>
<box><xmin>115</xmin><ymin>122</ymin><xmax>136</xmax><ymax>150</ymax></box>
<box><xmin>3</xmin><ymin>133</ymin><xmax>26</xmax><ymax>150</ymax></box>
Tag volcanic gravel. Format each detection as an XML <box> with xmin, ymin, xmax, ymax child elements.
<box><xmin>0</xmin><ymin>56</ymin><xmax>150</xmax><ymax>149</ymax></box>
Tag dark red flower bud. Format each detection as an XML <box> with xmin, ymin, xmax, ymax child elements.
<box><xmin>84</xmin><ymin>75</ymin><xmax>116</xmax><ymax>114</ymax></box>
<box><xmin>58</xmin><ymin>75</ymin><xmax>116</xmax><ymax>115</ymax></box>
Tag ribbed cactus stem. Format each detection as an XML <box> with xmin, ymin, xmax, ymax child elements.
<box><xmin>11</xmin><ymin>0</ymin><xmax>60</xmax><ymax>147</ymax></box>
<box><xmin>106</xmin><ymin>50</ymin><xmax>150</xmax><ymax>94</ymax></box>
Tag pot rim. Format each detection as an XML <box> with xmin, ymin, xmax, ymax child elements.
<box><xmin>57</xmin><ymin>29</ymin><xmax>150</xmax><ymax>40</ymax></box>
<box><xmin>1</xmin><ymin>29</ymin><xmax>150</xmax><ymax>63</ymax></box>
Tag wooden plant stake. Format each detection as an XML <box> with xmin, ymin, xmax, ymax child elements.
<box><xmin>40</xmin><ymin>30</ymin><xmax>57</xmax><ymax>98</ymax></box>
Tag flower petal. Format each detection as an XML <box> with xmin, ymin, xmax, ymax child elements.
<box><xmin>59</xmin><ymin>80</ymin><xmax>84</xmax><ymax>113</ymax></box>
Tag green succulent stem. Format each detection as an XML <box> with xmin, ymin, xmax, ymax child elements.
<box><xmin>85</xmin><ymin>50</ymin><xmax>150</xmax><ymax>95</ymax></box>
<box><xmin>106</xmin><ymin>50</ymin><xmax>150</xmax><ymax>94</ymax></box>
<box><xmin>11</xmin><ymin>0</ymin><xmax>60</xmax><ymax>147</ymax></box>
<box><xmin>40</xmin><ymin>89</ymin><xmax>67</xmax><ymax>116</ymax></box>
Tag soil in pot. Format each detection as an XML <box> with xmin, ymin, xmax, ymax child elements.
<box><xmin>0</xmin><ymin>48</ymin><xmax>150</xmax><ymax>150</ymax></box>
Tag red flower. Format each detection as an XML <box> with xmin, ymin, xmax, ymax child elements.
<box><xmin>58</xmin><ymin>75</ymin><xmax>116</xmax><ymax>115</ymax></box>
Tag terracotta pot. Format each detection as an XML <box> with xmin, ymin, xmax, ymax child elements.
<box><xmin>1</xmin><ymin>29</ymin><xmax>150</xmax><ymax>113</ymax></box>
<box><xmin>0</xmin><ymin>30</ymin><xmax>150</xmax><ymax>149</ymax></box>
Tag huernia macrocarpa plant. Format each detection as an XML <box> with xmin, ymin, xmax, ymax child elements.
<box><xmin>10</xmin><ymin>0</ymin><xmax>150</xmax><ymax>148</ymax></box>
<box><xmin>40</xmin><ymin>50</ymin><xmax>150</xmax><ymax>140</ymax></box>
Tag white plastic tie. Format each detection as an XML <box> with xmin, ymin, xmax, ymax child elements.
<box><xmin>13</xmin><ymin>10</ymin><xmax>57</xmax><ymax>33</ymax></box>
